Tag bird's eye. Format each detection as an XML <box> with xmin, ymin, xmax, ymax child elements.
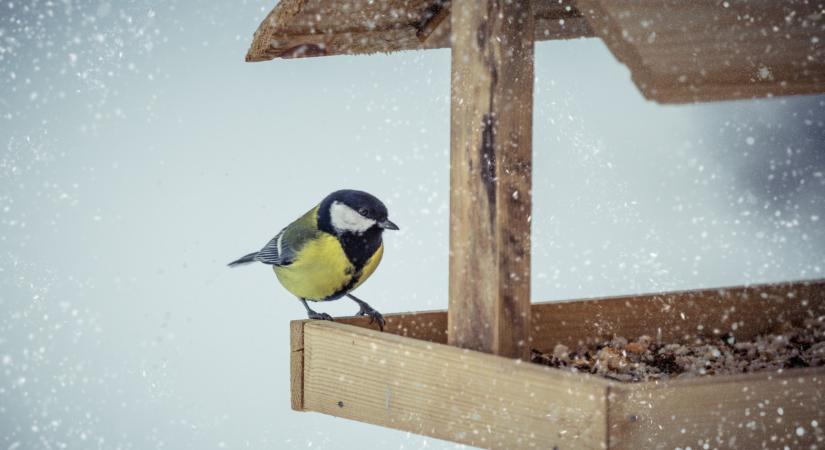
<box><xmin>358</xmin><ymin>208</ymin><xmax>369</xmax><ymax>216</ymax></box>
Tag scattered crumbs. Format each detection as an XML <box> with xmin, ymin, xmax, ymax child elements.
<box><xmin>531</xmin><ymin>317</ymin><xmax>825</xmax><ymax>382</ymax></box>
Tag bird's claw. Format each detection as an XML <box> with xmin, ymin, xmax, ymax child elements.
<box><xmin>369</xmin><ymin>311</ymin><xmax>385</xmax><ymax>331</ymax></box>
<box><xmin>308</xmin><ymin>311</ymin><xmax>334</xmax><ymax>321</ymax></box>
<box><xmin>356</xmin><ymin>305</ymin><xmax>385</xmax><ymax>331</ymax></box>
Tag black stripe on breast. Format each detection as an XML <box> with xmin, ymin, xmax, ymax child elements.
<box><xmin>319</xmin><ymin>229</ymin><xmax>382</xmax><ymax>301</ymax></box>
<box><xmin>337</xmin><ymin>228</ymin><xmax>383</xmax><ymax>272</ymax></box>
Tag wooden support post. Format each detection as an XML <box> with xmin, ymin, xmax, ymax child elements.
<box><xmin>448</xmin><ymin>0</ymin><xmax>534</xmax><ymax>359</ymax></box>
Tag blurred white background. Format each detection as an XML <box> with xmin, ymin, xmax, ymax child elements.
<box><xmin>1</xmin><ymin>1</ymin><xmax>823</xmax><ymax>449</ymax></box>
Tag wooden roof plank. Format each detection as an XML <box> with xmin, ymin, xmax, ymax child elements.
<box><xmin>414</xmin><ymin>0</ymin><xmax>450</xmax><ymax>42</ymax></box>
<box><xmin>247</xmin><ymin>0</ymin><xmax>825</xmax><ymax>103</ymax></box>
<box><xmin>246</xmin><ymin>0</ymin><xmax>592</xmax><ymax>61</ymax></box>
<box><xmin>576</xmin><ymin>0</ymin><xmax>825</xmax><ymax>103</ymax></box>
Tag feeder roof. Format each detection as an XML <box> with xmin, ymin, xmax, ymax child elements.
<box><xmin>247</xmin><ymin>0</ymin><xmax>825</xmax><ymax>104</ymax></box>
<box><xmin>245</xmin><ymin>0</ymin><xmax>591</xmax><ymax>61</ymax></box>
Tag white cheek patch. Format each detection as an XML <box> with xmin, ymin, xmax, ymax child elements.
<box><xmin>330</xmin><ymin>201</ymin><xmax>376</xmax><ymax>233</ymax></box>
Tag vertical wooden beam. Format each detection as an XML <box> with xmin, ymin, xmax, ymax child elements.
<box><xmin>448</xmin><ymin>0</ymin><xmax>534</xmax><ymax>359</ymax></box>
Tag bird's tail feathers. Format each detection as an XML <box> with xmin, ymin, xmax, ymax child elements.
<box><xmin>228</xmin><ymin>252</ymin><xmax>259</xmax><ymax>267</ymax></box>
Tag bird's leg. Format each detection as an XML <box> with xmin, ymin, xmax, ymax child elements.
<box><xmin>347</xmin><ymin>294</ymin><xmax>385</xmax><ymax>331</ymax></box>
<box><xmin>299</xmin><ymin>298</ymin><xmax>333</xmax><ymax>321</ymax></box>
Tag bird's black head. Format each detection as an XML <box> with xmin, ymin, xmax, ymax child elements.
<box><xmin>317</xmin><ymin>189</ymin><xmax>399</xmax><ymax>236</ymax></box>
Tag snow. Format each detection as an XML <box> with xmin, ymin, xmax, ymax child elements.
<box><xmin>0</xmin><ymin>1</ymin><xmax>824</xmax><ymax>449</ymax></box>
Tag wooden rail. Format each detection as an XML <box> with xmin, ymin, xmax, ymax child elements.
<box><xmin>292</xmin><ymin>279</ymin><xmax>825</xmax><ymax>449</ymax></box>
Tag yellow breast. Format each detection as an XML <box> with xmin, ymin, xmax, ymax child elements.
<box><xmin>273</xmin><ymin>233</ymin><xmax>384</xmax><ymax>301</ymax></box>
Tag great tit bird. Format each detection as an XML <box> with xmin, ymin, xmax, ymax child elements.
<box><xmin>228</xmin><ymin>190</ymin><xmax>398</xmax><ymax>330</ymax></box>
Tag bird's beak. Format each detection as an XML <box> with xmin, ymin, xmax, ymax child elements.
<box><xmin>379</xmin><ymin>219</ymin><xmax>399</xmax><ymax>230</ymax></box>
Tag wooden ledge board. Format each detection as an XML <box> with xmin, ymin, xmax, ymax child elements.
<box><xmin>291</xmin><ymin>323</ymin><xmax>825</xmax><ymax>449</ymax></box>
<box><xmin>290</xmin><ymin>279</ymin><xmax>825</xmax><ymax>449</ymax></box>
<box><xmin>336</xmin><ymin>278</ymin><xmax>825</xmax><ymax>349</ymax></box>
<box><xmin>296</xmin><ymin>319</ymin><xmax>613</xmax><ymax>449</ymax></box>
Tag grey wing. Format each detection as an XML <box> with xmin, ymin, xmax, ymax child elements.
<box><xmin>255</xmin><ymin>228</ymin><xmax>294</xmax><ymax>266</ymax></box>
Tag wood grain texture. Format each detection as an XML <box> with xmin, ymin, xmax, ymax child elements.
<box><xmin>336</xmin><ymin>309</ymin><xmax>448</xmax><ymax>343</ymax></box>
<box><xmin>572</xmin><ymin>0</ymin><xmax>654</xmax><ymax>95</ymax></box>
<box><xmin>290</xmin><ymin>320</ymin><xmax>305</xmax><ymax>410</ymax></box>
<box><xmin>611</xmin><ymin>367</ymin><xmax>825</xmax><ymax>449</ymax></box>
<box><xmin>293</xmin><ymin>280</ymin><xmax>825</xmax><ymax>449</ymax></box>
<box><xmin>245</xmin><ymin>0</ymin><xmax>590</xmax><ymax>61</ymax></box>
<box><xmin>448</xmin><ymin>0</ymin><xmax>534</xmax><ymax>360</ymax></box>
<box><xmin>576</xmin><ymin>0</ymin><xmax>825</xmax><ymax>103</ymax></box>
<box><xmin>415</xmin><ymin>0</ymin><xmax>451</xmax><ymax>43</ymax></box>
<box><xmin>248</xmin><ymin>1</ymin><xmax>825</xmax><ymax>103</ymax></box>
<box><xmin>530</xmin><ymin>279</ymin><xmax>825</xmax><ymax>350</ymax></box>
<box><xmin>336</xmin><ymin>279</ymin><xmax>825</xmax><ymax>351</ymax></box>
<box><xmin>301</xmin><ymin>320</ymin><xmax>611</xmax><ymax>449</ymax></box>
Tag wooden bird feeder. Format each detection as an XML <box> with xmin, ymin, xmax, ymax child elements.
<box><xmin>247</xmin><ymin>1</ymin><xmax>825</xmax><ymax>448</ymax></box>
